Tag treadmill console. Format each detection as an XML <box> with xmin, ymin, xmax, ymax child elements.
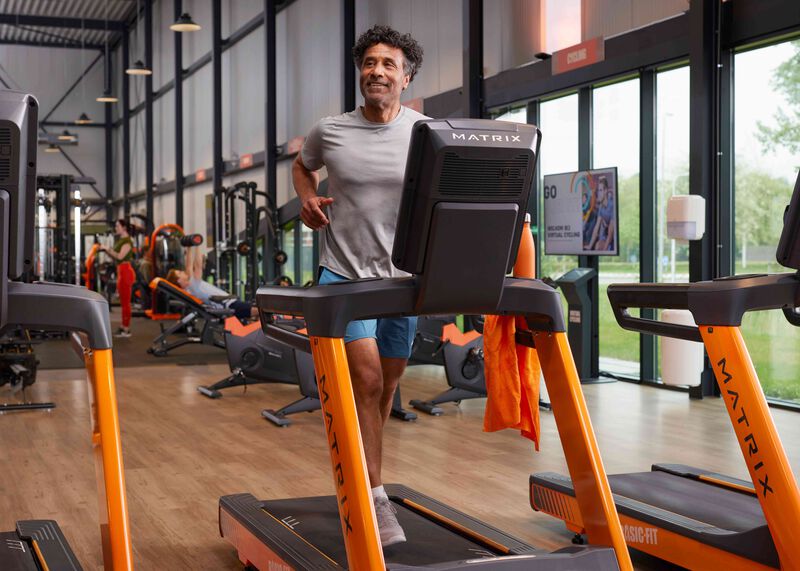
<box><xmin>392</xmin><ymin>118</ymin><xmax>541</xmax><ymax>275</ymax></box>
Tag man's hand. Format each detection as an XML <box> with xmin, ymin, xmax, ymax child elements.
<box><xmin>301</xmin><ymin>196</ymin><xmax>334</xmax><ymax>230</ymax></box>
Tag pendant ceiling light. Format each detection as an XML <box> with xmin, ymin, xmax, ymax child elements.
<box><xmin>125</xmin><ymin>0</ymin><xmax>152</xmax><ymax>75</ymax></box>
<box><xmin>58</xmin><ymin>130</ymin><xmax>76</xmax><ymax>141</ymax></box>
<box><xmin>126</xmin><ymin>59</ymin><xmax>152</xmax><ymax>76</ymax></box>
<box><xmin>75</xmin><ymin>112</ymin><xmax>92</xmax><ymax>125</ymax></box>
<box><xmin>97</xmin><ymin>0</ymin><xmax>119</xmax><ymax>102</ymax></box>
<box><xmin>170</xmin><ymin>12</ymin><xmax>201</xmax><ymax>32</ymax></box>
<box><xmin>45</xmin><ymin>144</ymin><xmax>60</xmax><ymax>153</ymax></box>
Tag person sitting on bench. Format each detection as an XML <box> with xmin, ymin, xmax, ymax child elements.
<box><xmin>165</xmin><ymin>247</ymin><xmax>258</xmax><ymax>320</ymax></box>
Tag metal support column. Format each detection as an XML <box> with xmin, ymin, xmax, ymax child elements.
<box><xmin>718</xmin><ymin>3</ymin><xmax>734</xmax><ymax>279</ymax></box>
<box><xmin>174</xmin><ymin>0</ymin><xmax>184</xmax><ymax>228</ymax></box>
<box><xmin>462</xmin><ymin>0</ymin><xmax>483</xmax><ymax>118</ymax></box>
<box><xmin>104</xmin><ymin>53</ymin><xmax>114</xmax><ymax>225</ymax></box>
<box><xmin>577</xmin><ymin>86</ymin><xmax>600</xmax><ymax>382</ymax></box>
<box><xmin>213</xmin><ymin>0</ymin><xmax>225</xmax><ymax>284</ymax></box>
<box><xmin>122</xmin><ymin>31</ymin><xmax>131</xmax><ymax>218</ymax></box>
<box><xmin>343</xmin><ymin>0</ymin><xmax>356</xmax><ymax>112</ymax></box>
<box><xmin>264</xmin><ymin>0</ymin><xmax>277</xmax><ymax>283</ymax></box>
<box><xmin>145</xmin><ymin>0</ymin><xmax>154</xmax><ymax>223</ymax></box>
<box><xmin>639</xmin><ymin>69</ymin><xmax>657</xmax><ymax>381</ymax></box>
<box><xmin>526</xmin><ymin>100</ymin><xmax>541</xmax><ymax>277</ymax></box>
<box><xmin>689</xmin><ymin>0</ymin><xmax>721</xmax><ymax>397</ymax></box>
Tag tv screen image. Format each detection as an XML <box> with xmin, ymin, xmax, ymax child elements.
<box><xmin>543</xmin><ymin>167</ymin><xmax>619</xmax><ymax>256</ymax></box>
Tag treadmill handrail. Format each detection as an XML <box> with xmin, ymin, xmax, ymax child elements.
<box><xmin>608</xmin><ymin>273</ymin><xmax>800</xmax><ymax>341</ymax></box>
<box><xmin>262</xmin><ymin>322</ymin><xmax>311</xmax><ymax>353</ymax></box>
<box><xmin>256</xmin><ymin>276</ymin><xmax>566</xmax><ymax>338</ymax></box>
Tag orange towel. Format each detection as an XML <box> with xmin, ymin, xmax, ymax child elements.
<box><xmin>483</xmin><ymin>314</ymin><xmax>541</xmax><ymax>450</ymax></box>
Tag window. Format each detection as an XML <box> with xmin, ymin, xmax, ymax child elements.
<box><xmin>734</xmin><ymin>40</ymin><xmax>800</xmax><ymax>403</ymax></box>
<box><xmin>593</xmin><ymin>78</ymin><xmax>640</xmax><ymax>376</ymax></box>
<box><xmin>300</xmin><ymin>223</ymin><xmax>315</xmax><ymax>286</ymax></box>
<box><xmin>656</xmin><ymin>66</ymin><xmax>690</xmax><ymax>283</ymax></box>
<box><xmin>281</xmin><ymin>221</ymin><xmax>296</xmax><ymax>284</ymax></box>
<box><xmin>538</xmin><ymin>93</ymin><xmax>579</xmax><ymax>280</ymax></box>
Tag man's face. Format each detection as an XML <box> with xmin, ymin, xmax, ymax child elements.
<box><xmin>359</xmin><ymin>43</ymin><xmax>410</xmax><ymax>109</ymax></box>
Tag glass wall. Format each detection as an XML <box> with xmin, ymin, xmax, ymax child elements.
<box><xmin>734</xmin><ymin>40</ymin><xmax>800</xmax><ymax>403</ymax></box>
<box><xmin>538</xmin><ymin>93</ymin><xmax>579</xmax><ymax>280</ymax></box>
<box><xmin>593</xmin><ymin>78</ymin><xmax>640</xmax><ymax>375</ymax></box>
<box><xmin>281</xmin><ymin>221</ymin><xmax>296</xmax><ymax>284</ymax></box>
<box><xmin>300</xmin><ymin>224</ymin><xmax>315</xmax><ymax>285</ymax></box>
<box><xmin>656</xmin><ymin>66</ymin><xmax>690</xmax><ymax>283</ymax></box>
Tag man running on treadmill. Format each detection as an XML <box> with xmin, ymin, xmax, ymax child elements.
<box><xmin>293</xmin><ymin>25</ymin><xmax>426</xmax><ymax>547</ymax></box>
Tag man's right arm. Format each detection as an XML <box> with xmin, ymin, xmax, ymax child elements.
<box><xmin>293</xmin><ymin>154</ymin><xmax>333</xmax><ymax>230</ymax></box>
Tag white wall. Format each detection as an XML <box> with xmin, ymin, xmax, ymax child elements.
<box><xmin>0</xmin><ymin>44</ymin><xmax>108</xmax><ymax>198</ymax></box>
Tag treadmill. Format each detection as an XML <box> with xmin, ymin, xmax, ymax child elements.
<box><xmin>0</xmin><ymin>91</ymin><xmax>134</xmax><ymax>570</ymax></box>
<box><xmin>218</xmin><ymin>119</ymin><xmax>633</xmax><ymax>569</ymax></box>
<box><xmin>530</xmin><ymin>172</ymin><xmax>800</xmax><ymax>570</ymax></box>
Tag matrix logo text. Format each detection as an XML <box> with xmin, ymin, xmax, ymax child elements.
<box><xmin>452</xmin><ymin>133</ymin><xmax>521</xmax><ymax>142</ymax></box>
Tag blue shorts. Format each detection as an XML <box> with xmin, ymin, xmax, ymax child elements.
<box><xmin>318</xmin><ymin>267</ymin><xmax>418</xmax><ymax>359</ymax></box>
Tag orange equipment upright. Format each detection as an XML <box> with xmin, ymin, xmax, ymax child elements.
<box><xmin>530</xmin><ymin>170</ymin><xmax>800</xmax><ymax>570</ymax></box>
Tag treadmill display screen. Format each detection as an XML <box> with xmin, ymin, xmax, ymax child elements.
<box><xmin>391</xmin><ymin>118</ymin><xmax>540</xmax><ymax>275</ymax></box>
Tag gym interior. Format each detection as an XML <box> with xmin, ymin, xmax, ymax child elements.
<box><xmin>0</xmin><ymin>1</ymin><xmax>798</xmax><ymax>570</ymax></box>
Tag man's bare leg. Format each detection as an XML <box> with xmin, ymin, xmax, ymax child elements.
<box><xmin>346</xmin><ymin>338</ymin><xmax>385</xmax><ymax>487</ymax></box>
<box><xmin>379</xmin><ymin>357</ymin><xmax>408</xmax><ymax>423</ymax></box>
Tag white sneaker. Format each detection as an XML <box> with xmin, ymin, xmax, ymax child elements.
<box><xmin>114</xmin><ymin>328</ymin><xmax>132</xmax><ymax>338</ymax></box>
<box><xmin>374</xmin><ymin>496</ymin><xmax>406</xmax><ymax>547</ymax></box>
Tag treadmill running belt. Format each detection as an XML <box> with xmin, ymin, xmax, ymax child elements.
<box><xmin>263</xmin><ymin>495</ymin><xmax>506</xmax><ymax>566</ymax></box>
<box><xmin>609</xmin><ymin>471</ymin><xmax>766</xmax><ymax>532</ymax></box>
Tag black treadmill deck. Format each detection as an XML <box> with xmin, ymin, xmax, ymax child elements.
<box><xmin>0</xmin><ymin>520</ymin><xmax>83</xmax><ymax>571</ymax></box>
<box><xmin>221</xmin><ymin>484</ymin><xmax>622</xmax><ymax>569</ymax></box>
<box><xmin>531</xmin><ymin>465</ymin><xmax>778</xmax><ymax>568</ymax></box>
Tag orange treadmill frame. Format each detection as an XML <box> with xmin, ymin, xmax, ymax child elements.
<box><xmin>532</xmin><ymin>323</ymin><xmax>800</xmax><ymax>570</ymax></box>
<box><xmin>309</xmin><ymin>330</ymin><xmax>632</xmax><ymax>571</ymax></box>
<box><xmin>83</xmin><ymin>346</ymin><xmax>134</xmax><ymax>570</ymax></box>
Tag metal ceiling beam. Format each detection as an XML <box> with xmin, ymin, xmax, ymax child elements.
<box><xmin>0</xmin><ymin>14</ymin><xmax>126</xmax><ymax>31</ymax></box>
<box><xmin>42</xmin><ymin>121</ymin><xmax>105</xmax><ymax>128</ymax></box>
<box><xmin>144</xmin><ymin>0</ymin><xmax>154</xmax><ymax>224</ymax></box>
<box><xmin>0</xmin><ymin>38</ymin><xmax>104</xmax><ymax>50</ymax></box>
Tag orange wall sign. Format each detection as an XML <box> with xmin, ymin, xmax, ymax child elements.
<box><xmin>239</xmin><ymin>153</ymin><xmax>253</xmax><ymax>169</ymax></box>
<box><xmin>551</xmin><ymin>37</ymin><xmax>605</xmax><ymax>75</ymax></box>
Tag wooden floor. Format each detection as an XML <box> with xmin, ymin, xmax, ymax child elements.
<box><xmin>1</xmin><ymin>347</ymin><xmax>799</xmax><ymax>570</ymax></box>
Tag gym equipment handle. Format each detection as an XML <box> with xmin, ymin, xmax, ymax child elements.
<box><xmin>263</xmin><ymin>319</ymin><xmax>311</xmax><ymax>353</ymax></box>
<box><xmin>180</xmin><ymin>233</ymin><xmax>203</xmax><ymax>247</ymax></box>
<box><xmin>607</xmin><ymin>283</ymin><xmax>702</xmax><ymax>342</ymax></box>
<box><xmin>783</xmin><ymin>306</ymin><xmax>800</xmax><ymax>327</ymax></box>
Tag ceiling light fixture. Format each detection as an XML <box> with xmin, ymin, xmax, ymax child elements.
<box><xmin>170</xmin><ymin>12</ymin><xmax>201</xmax><ymax>32</ymax></box>
<box><xmin>126</xmin><ymin>59</ymin><xmax>152</xmax><ymax>76</ymax></box>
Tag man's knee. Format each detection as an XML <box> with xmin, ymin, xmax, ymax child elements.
<box><xmin>350</xmin><ymin>364</ymin><xmax>383</xmax><ymax>402</ymax></box>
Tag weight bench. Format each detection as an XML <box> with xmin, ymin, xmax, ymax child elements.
<box><xmin>146</xmin><ymin>277</ymin><xmax>232</xmax><ymax>356</ymax></box>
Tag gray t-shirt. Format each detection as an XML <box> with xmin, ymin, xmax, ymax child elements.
<box><xmin>188</xmin><ymin>277</ymin><xmax>228</xmax><ymax>306</ymax></box>
<box><xmin>301</xmin><ymin>106</ymin><xmax>429</xmax><ymax>279</ymax></box>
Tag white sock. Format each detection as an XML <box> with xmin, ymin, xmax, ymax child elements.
<box><xmin>371</xmin><ymin>485</ymin><xmax>388</xmax><ymax>500</ymax></box>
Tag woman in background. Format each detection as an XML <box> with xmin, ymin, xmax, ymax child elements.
<box><xmin>101</xmin><ymin>219</ymin><xmax>135</xmax><ymax>338</ymax></box>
